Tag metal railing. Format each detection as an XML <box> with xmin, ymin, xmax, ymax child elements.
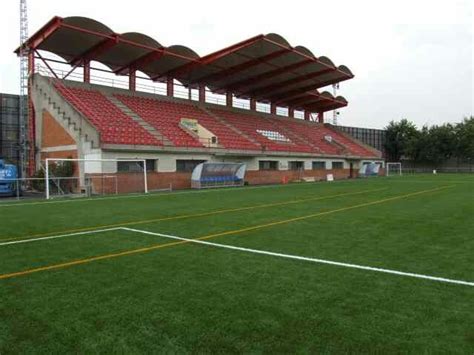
<box><xmin>33</xmin><ymin>62</ymin><xmax>323</xmax><ymax>154</ymax></box>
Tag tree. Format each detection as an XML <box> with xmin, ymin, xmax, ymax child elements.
<box><xmin>455</xmin><ymin>116</ymin><xmax>474</xmax><ymax>161</ymax></box>
<box><xmin>421</xmin><ymin>124</ymin><xmax>456</xmax><ymax>165</ymax></box>
<box><xmin>384</xmin><ymin>119</ymin><xmax>418</xmax><ymax>161</ymax></box>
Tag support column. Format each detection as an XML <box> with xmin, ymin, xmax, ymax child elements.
<box><xmin>129</xmin><ymin>69</ymin><xmax>136</xmax><ymax>91</ymax></box>
<box><xmin>304</xmin><ymin>111</ymin><xmax>311</xmax><ymax>121</ymax></box>
<box><xmin>28</xmin><ymin>51</ymin><xmax>36</xmax><ymax>176</ymax></box>
<box><xmin>226</xmin><ymin>92</ymin><xmax>233</xmax><ymax>107</ymax></box>
<box><xmin>166</xmin><ymin>77</ymin><xmax>174</xmax><ymax>97</ymax></box>
<box><xmin>28</xmin><ymin>51</ymin><xmax>35</xmax><ymax>75</ymax></box>
<box><xmin>270</xmin><ymin>103</ymin><xmax>277</xmax><ymax>115</ymax></box>
<box><xmin>288</xmin><ymin>107</ymin><xmax>294</xmax><ymax>118</ymax></box>
<box><xmin>317</xmin><ymin>111</ymin><xmax>324</xmax><ymax>123</ymax></box>
<box><xmin>83</xmin><ymin>61</ymin><xmax>91</xmax><ymax>83</ymax></box>
<box><xmin>198</xmin><ymin>84</ymin><xmax>206</xmax><ymax>103</ymax></box>
<box><xmin>250</xmin><ymin>98</ymin><xmax>256</xmax><ymax>111</ymax></box>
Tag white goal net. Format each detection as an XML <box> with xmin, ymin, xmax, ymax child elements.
<box><xmin>386</xmin><ymin>162</ymin><xmax>402</xmax><ymax>177</ymax></box>
<box><xmin>44</xmin><ymin>158</ymin><xmax>148</xmax><ymax>199</ymax></box>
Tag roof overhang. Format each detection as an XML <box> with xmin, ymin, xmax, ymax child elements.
<box><xmin>18</xmin><ymin>16</ymin><xmax>353</xmax><ymax>112</ymax></box>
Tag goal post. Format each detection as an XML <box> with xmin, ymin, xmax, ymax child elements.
<box><xmin>45</xmin><ymin>158</ymin><xmax>148</xmax><ymax>199</ymax></box>
<box><xmin>386</xmin><ymin>162</ymin><xmax>402</xmax><ymax>177</ymax></box>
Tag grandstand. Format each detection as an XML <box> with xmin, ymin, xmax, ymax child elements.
<box><xmin>20</xmin><ymin>16</ymin><xmax>382</xmax><ymax>190</ymax></box>
<box><xmin>3</xmin><ymin>11</ymin><xmax>473</xmax><ymax>354</ymax></box>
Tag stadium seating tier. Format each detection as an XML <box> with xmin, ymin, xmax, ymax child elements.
<box><xmin>54</xmin><ymin>81</ymin><xmax>376</xmax><ymax>157</ymax></box>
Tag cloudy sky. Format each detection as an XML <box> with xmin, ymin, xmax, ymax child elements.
<box><xmin>0</xmin><ymin>0</ymin><xmax>472</xmax><ymax>129</ymax></box>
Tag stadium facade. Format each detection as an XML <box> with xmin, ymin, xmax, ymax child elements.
<box><xmin>17</xmin><ymin>16</ymin><xmax>384</xmax><ymax>190</ymax></box>
<box><xmin>0</xmin><ymin>93</ymin><xmax>21</xmax><ymax>167</ymax></box>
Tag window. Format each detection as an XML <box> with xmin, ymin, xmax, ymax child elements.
<box><xmin>117</xmin><ymin>159</ymin><xmax>156</xmax><ymax>172</ymax></box>
<box><xmin>312</xmin><ymin>161</ymin><xmax>326</xmax><ymax>170</ymax></box>
<box><xmin>176</xmin><ymin>159</ymin><xmax>206</xmax><ymax>172</ymax></box>
<box><xmin>259</xmin><ymin>160</ymin><xmax>278</xmax><ymax>171</ymax></box>
<box><xmin>332</xmin><ymin>161</ymin><xmax>344</xmax><ymax>169</ymax></box>
<box><xmin>117</xmin><ymin>161</ymin><xmax>144</xmax><ymax>173</ymax></box>
<box><xmin>145</xmin><ymin>159</ymin><xmax>156</xmax><ymax>172</ymax></box>
<box><xmin>289</xmin><ymin>161</ymin><xmax>304</xmax><ymax>171</ymax></box>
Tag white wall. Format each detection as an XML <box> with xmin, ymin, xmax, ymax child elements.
<box><xmin>96</xmin><ymin>150</ymin><xmax>381</xmax><ymax>173</ymax></box>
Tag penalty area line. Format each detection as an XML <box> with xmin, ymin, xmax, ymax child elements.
<box><xmin>122</xmin><ymin>227</ymin><xmax>474</xmax><ymax>287</ymax></box>
<box><xmin>0</xmin><ymin>227</ymin><xmax>123</xmax><ymax>247</ymax></box>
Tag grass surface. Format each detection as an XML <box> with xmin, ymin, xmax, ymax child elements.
<box><xmin>0</xmin><ymin>174</ymin><xmax>473</xmax><ymax>353</ymax></box>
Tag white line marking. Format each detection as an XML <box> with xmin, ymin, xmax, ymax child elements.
<box><xmin>122</xmin><ymin>227</ymin><xmax>474</xmax><ymax>287</ymax></box>
<box><xmin>0</xmin><ymin>227</ymin><xmax>122</xmax><ymax>247</ymax></box>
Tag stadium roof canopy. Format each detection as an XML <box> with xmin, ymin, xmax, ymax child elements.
<box><xmin>18</xmin><ymin>16</ymin><xmax>353</xmax><ymax>112</ymax></box>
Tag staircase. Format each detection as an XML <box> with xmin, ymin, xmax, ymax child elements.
<box><xmin>199</xmin><ymin>106</ymin><xmax>262</xmax><ymax>149</ymax></box>
<box><xmin>32</xmin><ymin>74</ymin><xmax>97</xmax><ymax>150</ymax></box>
<box><xmin>106</xmin><ymin>94</ymin><xmax>174</xmax><ymax>147</ymax></box>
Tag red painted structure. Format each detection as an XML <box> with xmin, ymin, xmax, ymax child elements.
<box><xmin>16</xmin><ymin>16</ymin><xmax>354</xmax><ymax>175</ymax></box>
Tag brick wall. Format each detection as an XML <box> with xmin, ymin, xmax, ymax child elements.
<box><xmin>42</xmin><ymin>110</ymin><xmax>76</xmax><ymax>147</ymax></box>
<box><xmin>86</xmin><ymin>169</ymin><xmax>355</xmax><ymax>194</ymax></box>
<box><xmin>246</xmin><ymin>169</ymin><xmax>351</xmax><ymax>185</ymax></box>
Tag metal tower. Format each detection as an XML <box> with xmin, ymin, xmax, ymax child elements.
<box><xmin>19</xmin><ymin>0</ymin><xmax>29</xmax><ymax>177</ymax></box>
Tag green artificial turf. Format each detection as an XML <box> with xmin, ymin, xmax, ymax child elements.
<box><xmin>0</xmin><ymin>174</ymin><xmax>473</xmax><ymax>353</ymax></box>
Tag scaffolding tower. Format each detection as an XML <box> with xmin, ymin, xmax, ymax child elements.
<box><xmin>19</xmin><ymin>0</ymin><xmax>29</xmax><ymax>177</ymax></box>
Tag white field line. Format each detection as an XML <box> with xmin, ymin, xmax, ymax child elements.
<box><xmin>0</xmin><ymin>227</ymin><xmax>122</xmax><ymax>247</ymax></box>
<box><xmin>122</xmin><ymin>227</ymin><xmax>474</xmax><ymax>287</ymax></box>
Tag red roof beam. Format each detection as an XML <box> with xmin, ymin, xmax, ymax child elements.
<box><xmin>15</xmin><ymin>16</ymin><xmax>63</xmax><ymax>53</ymax></box>
<box><xmin>263</xmin><ymin>36</ymin><xmax>352</xmax><ymax>78</ymax></box>
<box><xmin>155</xmin><ymin>34</ymin><xmax>264</xmax><ymax>81</ymax></box>
<box><xmin>283</xmin><ymin>95</ymin><xmax>320</xmax><ymax>108</ymax></box>
<box><xmin>241</xmin><ymin>67</ymin><xmax>336</xmax><ymax>97</ymax></box>
<box><xmin>269</xmin><ymin>84</ymin><xmax>321</xmax><ymax>103</ymax></box>
<box><xmin>193</xmin><ymin>48</ymin><xmax>290</xmax><ymax>84</ymax></box>
<box><xmin>199</xmin><ymin>34</ymin><xmax>264</xmax><ymax>64</ymax></box>
<box><xmin>114</xmin><ymin>50</ymin><xmax>165</xmax><ymax>75</ymax></box>
<box><xmin>59</xmin><ymin>22</ymin><xmax>198</xmax><ymax>63</ymax></box>
<box><xmin>311</xmin><ymin>75</ymin><xmax>353</xmax><ymax>91</ymax></box>
<box><xmin>304</xmin><ymin>100</ymin><xmax>347</xmax><ymax>112</ymax></box>
<box><xmin>69</xmin><ymin>35</ymin><xmax>119</xmax><ymax>66</ymax></box>
<box><xmin>221</xmin><ymin>59</ymin><xmax>314</xmax><ymax>94</ymax></box>
<box><xmin>271</xmin><ymin>80</ymin><xmax>351</xmax><ymax>103</ymax></box>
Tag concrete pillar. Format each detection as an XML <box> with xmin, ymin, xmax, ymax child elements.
<box><xmin>83</xmin><ymin>61</ymin><xmax>91</xmax><ymax>83</ymax></box>
<box><xmin>288</xmin><ymin>107</ymin><xmax>294</xmax><ymax>118</ymax></box>
<box><xmin>199</xmin><ymin>85</ymin><xmax>206</xmax><ymax>103</ymax></box>
<box><xmin>250</xmin><ymin>98</ymin><xmax>257</xmax><ymax>111</ymax></box>
<box><xmin>270</xmin><ymin>103</ymin><xmax>277</xmax><ymax>115</ymax></box>
<box><xmin>129</xmin><ymin>69</ymin><xmax>136</xmax><ymax>91</ymax></box>
<box><xmin>317</xmin><ymin>111</ymin><xmax>324</xmax><ymax>123</ymax></box>
<box><xmin>166</xmin><ymin>77</ymin><xmax>174</xmax><ymax>97</ymax></box>
<box><xmin>226</xmin><ymin>92</ymin><xmax>233</xmax><ymax>107</ymax></box>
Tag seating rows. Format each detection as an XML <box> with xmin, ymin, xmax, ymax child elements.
<box><xmin>322</xmin><ymin>128</ymin><xmax>374</xmax><ymax>156</ymax></box>
<box><xmin>209</xmin><ymin>108</ymin><xmax>313</xmax><ymax>153</ymax></box>
<box><xmin>54</xmin><ymin>83</ymin><xmax>161</xmax><ymax>146</ymax></box>
<box><xmin>55</xmin><ymin>81</ymin><xmax>376</xmax><ymax>157</ymax></box>
<box><xmin>115</xmin><ymin>95</ymin><xmax>259</xmax><ymax>150</ymax></box>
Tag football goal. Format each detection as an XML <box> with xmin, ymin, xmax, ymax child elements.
<box><xmin>44</xmin><ymin>158</ymin><xmax>148</xmax><ymax>199</ymax></box>
<box><xmin>386</xmin><ymin>162</ymin><xmax>402</xmax><ymax>177</ymax></box>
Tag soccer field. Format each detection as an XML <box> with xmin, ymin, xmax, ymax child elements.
<box><xmin>0</xmin><ymin>175</ymin><xmax>473</xmax><ymax>353</ymax></box>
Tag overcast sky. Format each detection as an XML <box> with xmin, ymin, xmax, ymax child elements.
<box><xmin>0</xmin><ymin>0</ymin><xmax>472</xmax><ymax>129</ymax></box>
